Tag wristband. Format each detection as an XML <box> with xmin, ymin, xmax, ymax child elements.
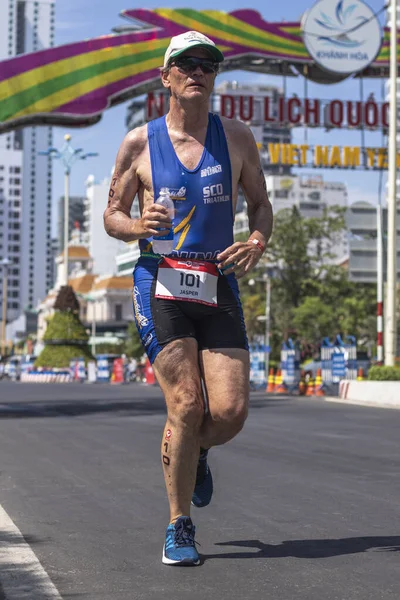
<box><xmin>249</xmin><ymin>238</ymin><xmax>265</xmax><ymax>253</ymax></box>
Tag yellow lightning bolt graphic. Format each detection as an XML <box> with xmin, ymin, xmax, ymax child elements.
<box><xmin>174</xmin><ymin>206</ymin><xmax>196</xmax><ymax>250</ymax></box>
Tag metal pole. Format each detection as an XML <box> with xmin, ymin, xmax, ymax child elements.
<box><xmin>377</xmin><ymin>80</ymin><xmax>386</xmax><ymax>365</ymax></box>
<box><xmin>377</xmin><ymin>200</ymin><xmax>384</xmax><ymax>364</ymax></box>
<box><xmin>385</xmin><ymin>0</ymin><xmax>398</xmax><ymax>366</ymax></box>
<box><xmin>304</xmin><ymin>65</ymin><xmax>308</xmax><ymax>144</ymax></box>
<box><xmin>64</xmin><ymin>169</ymin><xmax>70</xmax><ymax>287</ymax></box>
<box><xmin>359</xmin><ymin>77</ymin><xmax>366</xmax><ymax>168</ymax></box>
<box><xmin>265</xmin><ymin>276</ymin><xmax>271</xmax><ymax>382</ymax></box>
<box><xmin>92</xmin><ymin>301</ymin><xmax>96</xmax><ymax>357</ymax></box>
<box><xmin>1</xmin><ymin>263</ymin><xmax>9</xmax><ymax>356</ymax></box>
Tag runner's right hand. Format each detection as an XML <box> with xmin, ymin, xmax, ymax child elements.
<box><xmin>137</xmin><ymin>204</ymin><xmax>173</xmax><ymax>238</ymax></box>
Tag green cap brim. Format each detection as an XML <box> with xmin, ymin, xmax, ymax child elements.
<box><xmin>169</xmin><ymin>43</ymin><xmax>224</xmax><ymax>64</ymax></box>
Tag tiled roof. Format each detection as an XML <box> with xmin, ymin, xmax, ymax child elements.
<box><xmin>57</xmin><ymin>245</ymin><xmax>90</xmax><ymax>259</ymax></box>
<box><xmin>92</xmin><ymin>276</ymin><xmax>133</xmax><ymax>291</ymax></box>
<box><xmin>68</xmin><ymin>274</ymin><xmax>96</xmax><ymax>294</ymax></box>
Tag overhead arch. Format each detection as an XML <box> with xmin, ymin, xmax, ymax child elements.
<box><xmin>0</xmin><ymin>8</ymin><xmax>396</xmax><ymax>133</ymax></box>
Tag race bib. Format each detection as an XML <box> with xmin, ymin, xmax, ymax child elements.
<box><xmin>155</xmin><ymin>257</ymin><xmax>218</xmax><ymax>306</ymax></box>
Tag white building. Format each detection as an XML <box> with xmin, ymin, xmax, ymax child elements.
<box><xmin>0</xmin><ymin>149</ymin><xmax>23</xmax><ymax>322</ymax></box>
<box><xmin>83</xmin><ymin>174</ymin><xmax>140</xmax><ymax>277</ymax></box>
<box><xmin>347</xmin><ymin>201</ymin><xmax>400</xmax><ymax>283</ymax></box>
<box><xmin>85</xmin><ymin>172</ymin><xmax>140</xmax><ymax>277</ymax></box>
<box><xmin>266</xmin><ymin>173</ymin><xmax>349</xmax><ymax>262</ymax></box>
<box><xmin>0</xmin><ymin>0</ymin><xmax>55</xmax><ymax>318</ymax></box>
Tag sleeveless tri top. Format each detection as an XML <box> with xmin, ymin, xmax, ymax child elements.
<box><xmin>140</xmin><ymin>113</ymin><xmax>233</xmax><ymax>260</ymax></box>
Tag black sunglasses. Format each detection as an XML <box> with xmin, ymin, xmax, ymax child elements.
<box><xmin>170</xmin><ymin>56</ymin><xmax>219</xmax><ymax>74</ymax></box>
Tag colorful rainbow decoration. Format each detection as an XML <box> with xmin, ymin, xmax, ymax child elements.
<box><xmin>0</xmin><ymin>8</ymin><xmax>397</xmax><ymax>133</ymax></box>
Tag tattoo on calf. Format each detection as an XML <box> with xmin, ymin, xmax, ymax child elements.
<box><xmin>163</xmin><ymin>441</ymin><xmax>171</xmax><ymax>466</ymax></box>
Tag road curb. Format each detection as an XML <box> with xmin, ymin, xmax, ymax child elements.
<box><xmin>323</xmin><ymin>396</ymin><xmax>400</xmax><ymax>410</ymax></box>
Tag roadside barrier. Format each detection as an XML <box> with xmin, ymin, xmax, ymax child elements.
<box><xmin>339</xmin><ymin>380</ymin><xmax>400</xmax><ymax>407</ymax></box>
<box><xmin>69</xmin><ymin>359</ymin><xmax>76</xmax><ymax>380</ymax></box>
<box><xmin>250</xmin><ymin>343</ymin><xmax>266</xmax><ymax>388</ymax></box>
<box><xmin>6</xmin><ymin>361</ymin><xmax>17</xmax><ymax>381</ymax></box>
<box><xmin>281</xmin><ymin>339</ymin><xmax>301</xmax><ymax>391</ymax></box>
<box><xmin>321</xmin><ymin>335</ymin><xmax>358</xmax><ymax>384</ymax></box>
<box><xmin>111</xmin><ymin>358</ymin><xmax>124</xmax><ymax>384</ymax></box>
<box><xmin>145</xmin><ymin>359</ymin><xmax>156</xmax><ymax>385</ymax></box>
<box><xmin>20</xmin><ymin>370</ymin><xmax>71</xmax><ymax>383</ymax></box>
<box><xmin>266</xmin><ymin>368</ymin><xmax>275</xmax><ymax>393</ymax></box>
<box><xmin>96</xmin><ymin>355</ymin><xmax>111</xmax><ymax>383</ymax></box>
<box><xmin>21</xmin><ymin>361</ymin><xmax>34</xmax><ymax>378</ymax></box>
<box><xmin>86</xmin><ymin>361</ymin><xmax>97</xmax><ymax>383</ymax></box>
<box><xmin>77</xmin><ymin>358</ymin><xmax>86</xmax><ymax>382</ymax></box>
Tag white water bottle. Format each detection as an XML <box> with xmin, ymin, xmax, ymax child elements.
<box><xmin>152</xmin><ymin>187</ymin><xmax>174</xmax><ymax>255</ymax></box>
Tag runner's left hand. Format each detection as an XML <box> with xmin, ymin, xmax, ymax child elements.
<box><xmin>217</xmin><ymin>241</ymin><xmax>263</xmax><ymax>278</ymax></box>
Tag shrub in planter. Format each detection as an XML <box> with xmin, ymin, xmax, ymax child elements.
<box><xmin>367</xmin><ymin>366</ymin><xmax>400</xmax><ymax>381</ymax></box>
<box><xmin>35</xmin><ymin>286</ymin><xmax>94</xmax><ymax>369</ymax></box>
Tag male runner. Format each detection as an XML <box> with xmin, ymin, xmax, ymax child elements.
<box><xmin>104</xmin><ymin>31</ymin><xmax>273</xmax><ymax>566</ymax></box>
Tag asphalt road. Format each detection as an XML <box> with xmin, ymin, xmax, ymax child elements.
<box><xmin>0</xmin><ymin>381</ymin><xmax>399</xmax><ymax>600</ymax></box>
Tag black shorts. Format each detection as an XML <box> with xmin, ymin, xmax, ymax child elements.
<box><xmin>132</xmin><ymin>257</ymin><xmax>249</xmax><ymax>364</ymax></box>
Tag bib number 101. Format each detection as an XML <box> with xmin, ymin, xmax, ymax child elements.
<box><xmin>180</xmin><ymin>272</ymin><xmax>201</xmax><ymax>288</ymax></box>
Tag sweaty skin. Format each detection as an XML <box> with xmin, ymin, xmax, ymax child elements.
<box><xmin>104</xmin><ymin>47</ymin><xmax>273</xmax><ymax>523</ymax></box>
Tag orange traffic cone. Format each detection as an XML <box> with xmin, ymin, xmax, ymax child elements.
<box><xmin>315</xmin><ymin>368</ymin><xmax>325</xmax><ymax>397</ymax></box>
<box><xmin>298</xmin><ymin>370</ymin><xmax>307</xmax><ymax>396</ymax></box>
<box><xmin>357</xmin><ymin>368</ymin><xmax>365</xmax><ymax>381</ymax></box>
<box><xmin>266</xmin><ymin>368</ymin><xmax>275</xmax><ymax>393</ymax></box>
<box><xmin>275</xmin><ymin>369</ymin><xmax>288</xmax><ymax>394</ymax></box>
<box><xmin>305</xmin><ymin>375</ymin><xmax>315</xmax><ymax>396</ymax></box>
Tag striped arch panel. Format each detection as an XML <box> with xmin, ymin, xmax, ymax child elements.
<box><xmin>0</xmin><ymin>9</ymin><xmax>396</xmax><ymax>132</ymax></box>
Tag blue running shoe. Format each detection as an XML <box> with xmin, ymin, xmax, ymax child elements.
<box><xmin>192</xmin><ymin>449</ymin><xmax>213</xmax><ymax>508</ymax></box>
<box><xmin>162</xmin><ymin>516</ymin><xmax>200</xmax><ymax>566</ymax></box>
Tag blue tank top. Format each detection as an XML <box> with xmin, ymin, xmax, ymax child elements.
<box><xmin>140</xmin><ymin>113</ymin><xmax>233</xmax><ymax>260</ymax></box>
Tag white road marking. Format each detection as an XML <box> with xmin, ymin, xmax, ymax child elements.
<box><xmin>0</xmin><ymin>504</ymin><xmax>63</xmax><ymax>600</ymax></box>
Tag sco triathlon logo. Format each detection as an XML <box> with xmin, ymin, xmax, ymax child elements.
<box><xmin>302</xmin><ymin>0</ymin><xmax>382</xmax><ymax>75</ymax></box>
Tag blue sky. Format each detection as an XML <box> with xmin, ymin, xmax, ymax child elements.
<box><xmin>50</xmin><ymin>0</ymin><xmax>389</xmax><ymax>234</ymax></box>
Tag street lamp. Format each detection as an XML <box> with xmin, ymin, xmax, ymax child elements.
<box><xmin>1</xmin><ymin>257</ymin><xmax>11</xmax><ymax>356</ymax></box>
<box><xmin>39</xmin><ymin>134</ymin><xmax>98</xmax><ymax>287</ymax></box>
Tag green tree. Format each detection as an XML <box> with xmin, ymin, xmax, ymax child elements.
<box><xmin>124</xmin><ymin>322</ymin><xmax>145</xmax><ymax>360</ymax></box>
<box><xmin>238</xmin><ymin>205</ymin><xmax>377</xmax><ymax>357</ymax></box>
<box><xmin>266</xmin><ymin>205</ymin><xmax>347</xmax><ymax>308</ymax></box>
<box><xmin>292</xmin><ymin>296</ymin><xmax>338</xmax><ymax>341</ymax></box>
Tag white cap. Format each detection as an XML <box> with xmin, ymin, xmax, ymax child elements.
<box><xmin>163</xmin><ymin>31</ymin><xmax>224</xmax><ymax>69</ymax></box>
